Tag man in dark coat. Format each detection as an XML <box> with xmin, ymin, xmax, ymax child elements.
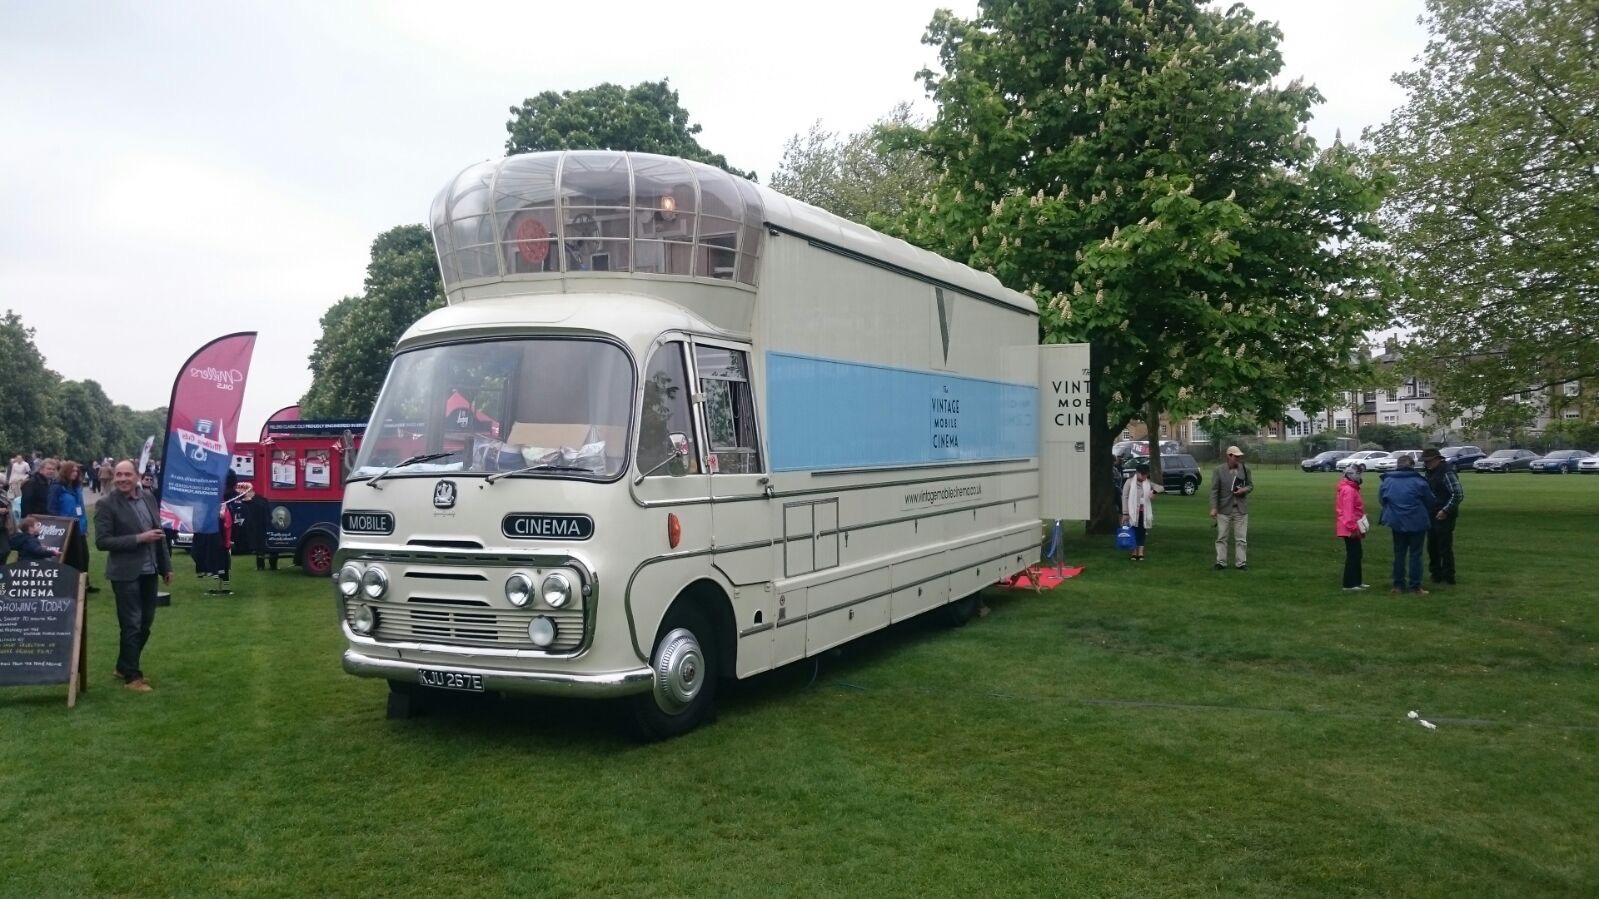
<box><xmin>95</xmin><ymin>460</ymin><xmax>174</xmax><ymax>692</ymax></box>
<box><xmin>20</xmin><ymin>457</ymin><xmax>57</xmax><ymax>517</ymax></box>
<box><xmin>1420</xmin><ymin>448</ymin><xmax>1465</xmax><ymax>586</ymax></box>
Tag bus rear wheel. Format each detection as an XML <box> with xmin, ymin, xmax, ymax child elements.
<box><xmin>942</xmin><ymin>592</ymin><xmax>981</xmax><ymax>627</ymax></box>
<box><xmin>301</xmin><ymin>534</ymin><xmax>336</xmax><ymax>578</ymax></box>
<box><xmin>629</xmin><ymin>606</ymin><xmax>719</xmax><ymax>741</ymax></box>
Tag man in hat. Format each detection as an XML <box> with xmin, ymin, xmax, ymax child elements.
<box><xmin>1420</xmin><ymin>448</ymin><xmax>1465</xmax><ymax>585</ymax></box>
<box><xmin>1209</xmin><ymin>445</ymin><xmax>1254</xmax><ymax>570</ymax></box>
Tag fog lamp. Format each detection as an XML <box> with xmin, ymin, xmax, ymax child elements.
<box><xmin>352</xmin><ymin>603</ymin><xmax>377</xmax><ymax>635</ymax></box>
<box><xmin>528</xmin><ymin>616</ymin><xmax>557</xmax><ymax>648</ymax></box>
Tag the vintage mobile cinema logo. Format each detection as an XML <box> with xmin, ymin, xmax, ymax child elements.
<box><xmin>432</xmin><ymin>481</ymin><xmax>457</xmax><ymax>510</ymax></box>
<box><xmin>341</xmin><ymin>510</ymin><xmax>395</xmax><ymax>535</ymax></box>
<box><xmin>502</xmin><ymin>513</ymin><xmax>594</xmax><ymax>541</ymax></box>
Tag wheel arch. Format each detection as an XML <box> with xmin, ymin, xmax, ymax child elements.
<box><xmin>659</xmin><ymin>578</ymin><xmax>737</xmax><ymax>678</ymax></box>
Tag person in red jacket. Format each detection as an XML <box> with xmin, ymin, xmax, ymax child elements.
<box><xmin>1335</xmin><ymin>464</ymin><xmax>1370</xmax><ymax>591</ymax></box>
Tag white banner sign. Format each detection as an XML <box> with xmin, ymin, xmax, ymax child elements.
<box><xmin>1039</xmin><ymin>343</ymin><xmax>1092</xmax><ymax>520</ymax></box>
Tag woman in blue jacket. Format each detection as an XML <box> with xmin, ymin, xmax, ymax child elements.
<box><xmin>49</xmin><ymin>461</ymin><xmax>97</xmax><ymax>591</ymax></box>
<box><xmin>1377</xmin><ymin>455</ymin><xmax>1437</xmax><ymax>594</ymax></box>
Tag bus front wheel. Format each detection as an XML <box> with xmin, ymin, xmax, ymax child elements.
<box><xmin>629</xmin><ymin>606</ymin><xmax>719</xmax><ymax>741</ymax></box>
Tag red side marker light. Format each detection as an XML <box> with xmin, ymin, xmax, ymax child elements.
<box><xmin>667</xmin><ymin>513</ymin><xmax>682</xmax><ymax>549</ymax></box>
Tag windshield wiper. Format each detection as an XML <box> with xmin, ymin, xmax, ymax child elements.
<box><xmin>364</xmin><ymin>452</ymin><xmax>457</xmax><ymax>489</ymax></box>
<box><xmin>485</xmin><ymin>463</ymin><xmax>596</xmax><ymax>485</ymax></box>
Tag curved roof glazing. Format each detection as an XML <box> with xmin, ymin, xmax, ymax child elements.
<box><xmin>430</xmin><ymin>151</ymin><xmax>764</xmax><ymax>289</ymax></box>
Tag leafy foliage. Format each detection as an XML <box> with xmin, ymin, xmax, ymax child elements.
<box><xmin>506</xmin><ymin>79</ymin><xmax>753</xmax><ymax>179</ymax></box>
<box><xmin>771</xmin><ymin>103</ymin><xmax>937</xmax><ymax>229</ymax></box>
<box><xmin>300</xmin><ymin>225</ymin><xmax>444</xmax><ymax>420</ymax></box>
<box><xmin>902</xmin><ymin>0</ymin><xmax>1394</xmax><ymax>527</ymax></box>
<box><xmin>1372</xmin><ymin>0</ymin><xmax>1599</xmax><ymax>414</ymax></box>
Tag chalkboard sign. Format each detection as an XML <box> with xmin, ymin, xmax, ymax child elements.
<box><xmin>31</xmin><ymin>515</ymin><xmax>76</xmax><ymax>557</ymax></box>
<box><xmin>1</xmin><ymin>561</ymin><xmax>86</xmax><ymax>707</ymax></box>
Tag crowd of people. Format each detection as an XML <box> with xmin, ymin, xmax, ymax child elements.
<box><xmin>1115</xmin><ymin>444</ymin><xmax>1465</xmax><ymax>594</ymax></box>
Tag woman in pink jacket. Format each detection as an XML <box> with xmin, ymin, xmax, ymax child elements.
<box><xmin>1335</xmin><ymin>464</ymin><xmax>1369</xmax><ymax>590</ymax></box>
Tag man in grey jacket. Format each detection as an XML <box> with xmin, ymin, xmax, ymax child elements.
<box><xmin>1209</xmin><ymin>445</ymin><xmax>1254</xmax><ymax>570</ymax></box>
<box><xmin>94</xmin><ymin>460</ymin><xmax>173</xmax><ymax>692</ymax></box>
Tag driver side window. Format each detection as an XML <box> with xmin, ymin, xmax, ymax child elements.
<box><xmin>639</xmin><ymin>342</ymin><xmax>701</xmax><ymax>477</ymax></box>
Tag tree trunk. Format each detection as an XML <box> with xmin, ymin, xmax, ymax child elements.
<box><xmin>1085</xmin><ymin>341</ymin><xmax>1121</xmax><ymax>535</ymax></box>
<box><xmin>1145</xmin><ymin>401</ymin><xmax>1164</xmax><ymax>484</ymax></box>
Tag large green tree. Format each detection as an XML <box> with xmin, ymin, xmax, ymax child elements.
<box><xmin>771</xmin><ymin>103</ymin><xmax>937</xmax><ymax>229</ymax></box>
<box><xmin>904</xmin><ymin>0</ymin><xmax>1392</xmax><ymax>531</ymax></box>
<box><xmin>301</xmin><ymin>225</ymin><xmax>445</xmax><ymax>419</ymax></box>
<box><xmin>1371</xmin><ymin>0</ymin><xmax>1599</xmax><ymax>416</ymax></box>
<box><xmin>506</xmin><ymin>79</ymin><xmax>753</xmax><ymax>178</ymax></box>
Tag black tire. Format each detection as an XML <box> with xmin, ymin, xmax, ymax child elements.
<box><xmin>942</xmin><ymin>592</ymin><xmax>980</xmax><ymax>627</ymax></box>
<box><xmin>301</xmin><ymin>533</ymin><xmax>337</xmax><ymax>578</ymax></box>
<box><xmin>1181</xmin><ymin>476</ymin><xmax>1199</xmax><ymax>496</ymax></box>
<box><xmin>628</xmin><ymin>605</ymin><xmax>719</xmax><ymax>741</ymax></box>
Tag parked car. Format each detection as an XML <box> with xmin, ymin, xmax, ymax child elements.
<box><xmin>1579</xmin><ymin>455</ymin><xmax>1599</xmax><ymax>474</ymax></box>
<box><xmin>1301</xmin><ymin>450</ymin><xmax>1353</xmax><ymax>472</ymax></box>
<box><xmin>1439</xmin><ymin>445</ymin><xmax>1486</xmax><ymax>471</ymax></box>
<box><xmin>1127</xmin><ymin>439</ymin><xmax>1182</xmax><ymax>458</ymax></box>
<box><xmin>1334</xmin><ymin>450</ymin><xmax>1390</xmax><ymax>471</ymax></box>
<box><xmin>1369</xmin><ymin>450</ymin><xmax>1423</xmax><ymax>472</ymax></box>
<box><xmin>1474</xmin><ymin>449</ymin><xmax>1538</xmax><ymax>473</ymax></box>
<box><xmin>1122</xmin><ymin>452</ymin><xmax>1204</xmax><ymax>495</ymax></box>
<box><xmin>1529</xmin><ymin>449</ymin><xmax>1594</xmax><ymax>474</ymax></box>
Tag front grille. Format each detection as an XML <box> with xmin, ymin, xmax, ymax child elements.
<box><xmin>347</xmin><ymin>600</ymin><xmax>584</xmax><ymax>653</ymax></box>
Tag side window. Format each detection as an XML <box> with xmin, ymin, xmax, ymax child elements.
<box><xmin>639</xmin><ymin>342</ymin><xmax>701</xmax><ymax>477</ymax></box>
<box><xmin>695</xmin><ymin>345</ymin><xmax>763</xmax><ymax>474</ymax></box>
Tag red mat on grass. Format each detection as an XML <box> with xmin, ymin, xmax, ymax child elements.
<box><xmin>1003</xmin><ymin>566</ymin><xmax>1084</xmax><ymax>590</ymax></box>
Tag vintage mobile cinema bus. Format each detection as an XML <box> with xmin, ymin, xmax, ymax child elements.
<box><xmin>336</xmin><ymin>151</ymin><xmax>1062</xmax><ymax>737</ymax></box>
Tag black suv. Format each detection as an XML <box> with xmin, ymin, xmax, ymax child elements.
<box><xmin>1440</xmin><ymin>445</ymin><xmax>1486</xmax><ymax>472</ymax></box>
<box><xmin>1123</xmin><ymin>453</ymin><xmax>1204</xmax><ymax>495</ymax></box>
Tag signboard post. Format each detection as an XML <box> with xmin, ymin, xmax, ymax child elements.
<box><xmin>1</xmin><ymin>561</ymin><xmax>87</xmax><ymax>707</ymax></box>
<box><xmin>1039</xmin><ymin>344</ymin><xmax>1093</xmax><ymax>522</ymax></box>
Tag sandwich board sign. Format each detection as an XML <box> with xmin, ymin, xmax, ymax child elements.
<box><xmin>0</xmin><ymin>561</ymin><xmax>88</xmax><ymax>707</ymax></box>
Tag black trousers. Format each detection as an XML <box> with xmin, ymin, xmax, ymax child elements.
<box><xmin>112</xmin><ymin>574</ymin><xmax>160</xmax><ymax>680</ymax></box>
<box><xmin>1342</xmin><ymin>536</ymin><xmax>1364</xmax><ymax>588</ymax></box>
<box><xmin>1428</xmin><ymin>515</ymin><xmax>1457</xmax><ymax>583</ymax></box>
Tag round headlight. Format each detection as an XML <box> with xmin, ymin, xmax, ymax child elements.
<box><xmin>505</xmin><ymin>573</ymin><xmax>533</xmax><ymax>607</ymax></box>
<box><xmin>360</xmin><ymin>566</ymin><xmax>389</xmax><ymax>599</ymax></box>
<box><xmin>337</xmin><ymin>563</ymin><xmax>362</xmax><ymax>597</ymax></box>
<box><xmin>527</xmin><ymin>616</ymin><xmax>557</xmax><ymax>648</ymax></box>
<box><xmin>352</xmin><ymin>603</ymin><xmax>377</xmax><ymax>635</ymax></box>
<box><xmin>541</xmin><ymin>573</ymin><xmax>572</xmax><ymax>608</ymax></box>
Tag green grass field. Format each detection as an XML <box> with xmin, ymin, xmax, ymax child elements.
<box><xmin>3</xmin><ymin>470</ymin><xmax>1597</xmax><ymax>897</ymax></box>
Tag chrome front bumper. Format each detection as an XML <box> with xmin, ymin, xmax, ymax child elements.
<box><xmin>342</xmin><ymin>649</ymin><xmax>653</xmax><ymax>699</ymax></box>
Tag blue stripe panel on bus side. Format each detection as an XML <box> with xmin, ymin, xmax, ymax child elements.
<box><xmin>765</xmin><ymin>352</ymin><xmax>1038</xmax><ymax>472</ymax></box>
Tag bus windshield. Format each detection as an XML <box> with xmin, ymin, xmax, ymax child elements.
<box><xmin>349</xmin><ymin>338</ymin><xmax>634</xmax><ymax>481</ymax></box>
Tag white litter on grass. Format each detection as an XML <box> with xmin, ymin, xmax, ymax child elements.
<box><xmin>1407</xmin><ymin>710</ymin><xmax>1437</xmax><ymax>730</ymax></box>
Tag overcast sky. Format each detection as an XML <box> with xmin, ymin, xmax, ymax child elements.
<box><xmin>1</xmin><ymin>0</ymin><xmax>1426</xmax><ymax>437</ymax></box>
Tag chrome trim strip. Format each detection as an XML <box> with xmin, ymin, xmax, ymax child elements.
<box><xmin>342</xmin><ymin>649</ymin><xmax>653</xmax><ymax>698</ymax></box>
<box><xmin>739</xmin><ymin>622</ymin><xmax>775</xmax><ymax>638</ymax></box>
<box><xmin>808</xmin><ymin>457</ymin><xmax>1035</xmax><ymax>477</ymax></box>
<box><xmin>627</xmin><ymin>464</ymin><xmax>1039</xmax><ymax>508</ymax></box>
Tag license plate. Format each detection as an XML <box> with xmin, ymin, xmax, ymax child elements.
<box><xmin>417</xmin><ymin>668</ymin><xmax>484</xmax><ymax>692</ymax></box>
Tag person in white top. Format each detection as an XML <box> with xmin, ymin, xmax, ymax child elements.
<box><xmin>1120</xmin><ymin>461</ymin><xmax>1160</xmax><ymax>562</ymax></box>
<box><xmin>7</xmin><ymin>454</ymin><xmax>30</xmax><ymax>499</ymax></box>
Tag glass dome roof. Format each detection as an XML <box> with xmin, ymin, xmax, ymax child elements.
<box><xmin>429</xmin><ymin>151</ymin><xmax>765</xmax><ymax>291</ymax></box>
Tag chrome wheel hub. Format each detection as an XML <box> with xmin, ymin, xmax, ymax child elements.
<box><xmin>652</xmin><ymin>627</ymin><xmax>704</xmax><ymax>714</ymax></box>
